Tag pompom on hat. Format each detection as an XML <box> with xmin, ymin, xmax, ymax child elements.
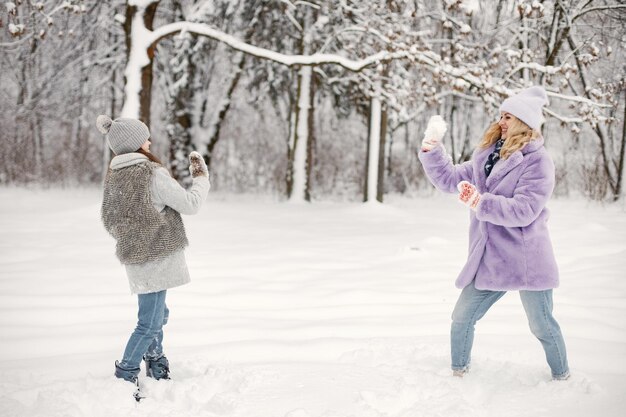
<box><xmin>96</xmin><ymin>115</ymin><xmax>150</xmax><ymax>155</ymax></box>
<box><xmin>499</xmin><ymin>86</ymin><xmax>548</xmax><ymax>131</ymax></box>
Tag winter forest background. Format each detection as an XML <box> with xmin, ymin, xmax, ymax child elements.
<box><xmin>2</xmin><ymin>0</ymin><xmax>625</xmax><ymax>202</ymax></box>
<box><xmin>2</xmin><ymin>2</ymin><xmax>626</xmax><ymax>416</ymax></box>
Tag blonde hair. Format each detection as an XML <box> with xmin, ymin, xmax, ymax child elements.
<box><xmin>478</xmin><ymin>115</ymin><xmax>540</xmax><ymax>160</ymax></box>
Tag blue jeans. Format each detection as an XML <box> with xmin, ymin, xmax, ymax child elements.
<box><xmin>451</xmin><ymin>281</ymin><xmax>569</xmax><ymax>378</ymax></box>
<box><xmin>116</xmin><ymin>290</ymin><xmax>169</xmax><ymax>379</ymax></box>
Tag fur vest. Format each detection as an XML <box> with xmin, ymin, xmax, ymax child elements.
<box><xmin>101</xmin><ymin>161</ymin><xmax>188</xmax><ymax>264</ymax></box>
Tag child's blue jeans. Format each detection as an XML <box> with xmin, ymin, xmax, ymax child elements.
<box><xmin>116</xmin><ymin>290</ymin><xmax>169</xmax><ymax>380</ymax></box>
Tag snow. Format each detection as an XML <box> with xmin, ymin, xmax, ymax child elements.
<box><xmin>8</xmin><ymin>23</ymin><xmax>24</xmax><ymax>36</ymax></box>
<box><xmin>460</xmin><ymin>0</ymin><xmax>480</xmax><ymax>14</ymax></box>
<box><xmin>128</xmin><ymin>0</ymin><xmax>158</xmax><ymax>7</ymax></box>
<box><xmin>1</xmin><ymin>188</ymin><xmax>625</xmax><ymax>417</ymax></box>
<box><xmin>423</xmin><ymin>115</ymin><xmax>447</xmax><ymax>142</ymax></box>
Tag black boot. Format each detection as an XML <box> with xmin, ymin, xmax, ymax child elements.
<box><xmin>144</xmin><ymin>355</ymin><xmax>170</xmax><ymax>380</ymax></box>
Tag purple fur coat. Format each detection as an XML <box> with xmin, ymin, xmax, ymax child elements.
<box><xmin>418</xmin><ymin>137</ymin><xmax>559</xmax><ymax>291</ymax></box>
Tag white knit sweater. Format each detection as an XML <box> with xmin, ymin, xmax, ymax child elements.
<box><xmin>107</xmin><ymin>153</ymin><xmax>210</xmax><ymax>294</ymax></box>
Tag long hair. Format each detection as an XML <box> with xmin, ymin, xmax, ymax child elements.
<box><xmin>478</xmin><ymin>116</ymin><xmax>540</xmax><ymax>160</ymax></box>
<box><xmin>135</xmin><ymin>148</ymin><xmax>177</xmax><ymax>178</ymax></box>
<box><xmin>136</xmin><ymin>148</ymin><xmax>163</xmax><ymax>165</ymax></box>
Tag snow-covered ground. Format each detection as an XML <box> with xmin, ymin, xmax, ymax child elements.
<box><xmin>1</xmin><ymin>188</ymin><xmax>625</xmax><ymax>417</ymax></box>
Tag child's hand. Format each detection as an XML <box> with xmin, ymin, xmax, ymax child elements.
<box><xmin>189</xmin><ymin>151</ymin><xmax>209</xmax><ymax>178</ymax></box>
<box><xmin>457</xmin><ymin>181</ymin><xmax>481</xmax><ymax>210</ymax></box>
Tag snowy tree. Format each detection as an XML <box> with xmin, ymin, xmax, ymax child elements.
<box><xmin>119</xmin><ymin>0</ymin><xmax>425</xmax><ymax>202</ymax></box>
<box><xmin>1</xmin><ymin>0</ymin><xmax>623</xmax><ymax>202</ymax></box>
<box><xmin>1</xmin><ymin>0</ymin><xmax>120</xmax><ymax>184</ymax></box>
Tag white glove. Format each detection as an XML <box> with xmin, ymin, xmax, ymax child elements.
<box><xmin>421</xmin><ymin>115</ymin><xmax>447</xmax><ymax>152</ymax></box>
<box><xmin>189</xmin><ymin>151</ymin><xmax>209</xmax><ymax>178</ymax></box>
<box><xmin>457</xmin><ymin>181</ymin><xmax>481</xmax><ymax>211</ymax></box>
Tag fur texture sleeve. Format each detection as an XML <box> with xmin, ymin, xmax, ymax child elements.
<box><xmin>475</xmin><ymin>152</ymin><xmax>555</xmax><ymax>227</ymax></box>
<box><xmin>151</xmin><ymin>167</ymin><xmax>210</xmax><ymax>215</ymax></box>
<box><xmin>418</xmin><ymin>145</ymin><xmax>474</xmax><ymax>194</ymax></box>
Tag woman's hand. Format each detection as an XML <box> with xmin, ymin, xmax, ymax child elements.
<box><xmin>457</xmin><ymin>181</ymin><xmax>481</xmax><ymax>210</ymax></box>
<box><xmin>421</xmin><ymin>115</ymin><xmax>447</xmax><ymax>152</ymax></box>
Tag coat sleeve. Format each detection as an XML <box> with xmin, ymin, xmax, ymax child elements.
<box><xmin>151</xmin><ymin>167</ymin><xmax>210</xmax><ymax>215</ymax></box>
<box><xmin>418</xmin><ymin>145</ymin><xmax>474</xmax><ymax>193</ymax></box>
<box><xmin>475</xmin><ymin>152</ymin><xmax>555</xmax><ymax>227</ymax></box>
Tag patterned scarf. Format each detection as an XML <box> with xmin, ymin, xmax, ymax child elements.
<box><xmin>484</xmin><ymin>138</ymin><xmax>505</xmax><ymax>177</ymax></box>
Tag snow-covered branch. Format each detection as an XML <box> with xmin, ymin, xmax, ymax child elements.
<box><xmin>546</xmin><ymin>90</ymin><xmax>613</xmax><ymax>108</ymax></box>
<box><xmin>543</xmin><ymin>107</ymin><xmax>584</xmax><ymax>124</ymax></box>
<box><xmin>573</xmin><ymin>4</ymin><xmax>626</xmax><ymax>22</ymax></box>
<box><xmin>122</xmin><ymin>9</ymin><xmax>613</xmax><ymax>124</ymax></box>
<box><xmin>150</xmin><ymin>22</ymin><xmax>416</xmax><ymax>72</ymax></box>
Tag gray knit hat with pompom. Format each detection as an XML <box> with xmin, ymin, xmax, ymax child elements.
<box><xmin>96</xmin><ymin>115</ymin><xmax>150</xmax><ymax>155</ymax></box>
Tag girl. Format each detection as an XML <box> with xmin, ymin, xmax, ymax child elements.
<box><xmin>418</xmin><ymin>86</ymin><xmax>570</xmax><ymax>380</ymax></box>
<box><xmin>97</xmin><ymin>115</ymin><xmax>210</xmax><ymax>387</ymax></box>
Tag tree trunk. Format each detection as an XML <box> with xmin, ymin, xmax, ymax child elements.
<box><xmin>376</xmin><ymin>105</ymin><xmax>388</xmax><ymax>202</ymax></box>
<box><xmin>567</xmin><ymin>33</ymin><xmax>618</xmax><ymax>197</ymax></box>
<box><xmin>306</xmin><ymin>72</ymin><xmax>316</xmax><ymax>202</ymax></box>
<box><xmin>206</xmin><ymin>52</ymin><xmax>246</xmax><ymax>169</ymax></box>
<box><xmin>31</xmin><ymin>117</ymin><xmax>43</xmax><ymax>180</ymax></box>
<box><xmin>364</xmin><ymin>95</ymin><xmax>382</xmax><ymax>203</ymax></box>
<box><xmin>202</xmin><ymin>3</ymin><xmax>267</xmax><ymax>170</ymax></box>
<box><xmin>104</xmin><ymin>31</ymin><xmax>118</xmax><ymax>177</ymax></box>
<box><xmin>544</xmin><ymin>6</ymin><xmax>569</xmax><ymax>67</ymax></box>
<box><xmin>288</xmin><ymin>65</ymin><xmax>313</xmax><ymax>202</ymax></box>
<box><xmin>615</xmin><ymin>90</ymin><xmax>626</xmax><ymax>201</ymax></box>
<box><xmin>123</xmin><ymin>1</ymin><xmax>159</xmax><ymax>125</ymax></box>
<box><xmin>286</xmin><ymin>86</ymin><xmax>297</xmax><ymax>198</ymax></box>
<box><xmin>166</xmin><ymin>30</ymin><xmax>197</xmax><ymax>186</ymax></box>
<box><xmin>450</xmin><ymin>100</ymin><xmax>457</xmax><ymax>164</ymax></box>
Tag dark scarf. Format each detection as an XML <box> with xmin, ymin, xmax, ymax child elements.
<box><xmin>484</xmin><ymin>138</ymin><xmax>505</xmax><ymax>177</ymax></box>
<box><xmin>101</xmin><ymin>161</ymin><xmax>188</xmax><ymax>264</ymax></box>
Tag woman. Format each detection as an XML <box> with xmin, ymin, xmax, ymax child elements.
<box><xmin>418</xmin><ymin>86</ymin><xmax>570</xmax><ymax>380</ymax></box>
<box><xmin>97</xmin><ymin>115</ymin><xmax>210</xmax><ymax>390</ymax></box>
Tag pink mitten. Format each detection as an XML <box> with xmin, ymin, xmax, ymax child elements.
<box><xmin>457</xmin><ymin>181</ymin><xmax>481</xmax><ymax>210</ymax></box>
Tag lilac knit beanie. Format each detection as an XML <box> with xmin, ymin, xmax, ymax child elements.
<box><xmin>499</xmin><ymin>86</ymin><xmax>548</xmax><ymax>130</ymax></box>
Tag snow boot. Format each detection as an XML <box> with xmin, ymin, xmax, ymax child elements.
<box><xmin>552</xmin><ymin>371</ymin><xmax>571</xmax><ymax>381</ymax></box>
<box><xmin>114</xmin><ymin>360</ymin><xmax>140</xmax><ymax>382</ymax></box>
<box><xmin>144</xmin><ymin>355</ymin><xmax>170</xmax><ymax>380</ymax></box>
<box><xmin>114</xmin><ymin>360</ymin><xmax>143</xmax><ymax>402</ymax></box>
<box><xmin>452</xmin><ymin>365</ymin><xmax>470</xmax><ymax>378</ymax></box>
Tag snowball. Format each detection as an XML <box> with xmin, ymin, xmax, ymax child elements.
<box><xmin>423</xmin><ymin>115</ymin><xmax>447</xmax><ymax>142</ymax></box>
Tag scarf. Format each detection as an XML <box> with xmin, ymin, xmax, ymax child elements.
<box><xmin>484</xmin><ymin>138</ymin><xmax>505</xmax><ymax>177</ymax></box>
